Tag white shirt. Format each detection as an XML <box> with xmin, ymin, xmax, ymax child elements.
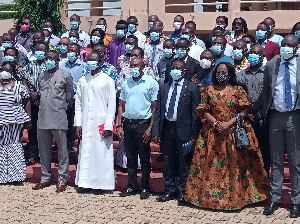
<box><xmin>61</xmin><ymin>29</ymin><xmax>90</xmax><ymax>48</ymax></box>
<box><xmin>273</xmin><ymin>57</ymin><xmax>299</xmax><ymax>112</ymax></box>
<box><xmin>126</xmin><ymin>30</ymin><xmax>146</xmax><ymax>49</ymax></box>
<box><xmin>165</xmin><ymin>78</ymin><xmax>184</xmax><ymax>121</ymax></box>
<box><xmin>188</xmin><ymin>44</ymin><xmax>204</xmax><ymax>62</ymax></box>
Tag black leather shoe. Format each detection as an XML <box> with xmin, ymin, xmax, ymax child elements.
<box><xmin>92</xmin><ymin>189</ymin><xmax>103</xmax><ymax>195</ymax></box>
<box><xmin>119</xmin><ymin>187</ymin><xmax>139</xmax><ymax>197</ymax></box>
<box><xmin>156</xmin><ymin>193</ymin><xmax>176</xmax><ymax>202</ymax></box>
<box><xmin>140</xmin><ymin>189</ymin><xmax>150</xmax><ymax>199</ymax></box>
<box><xmin>290</xmin><ymin>204</ymin><xmax>300</xmax><ymax>218</ymax></box>
<box><xmin>177</xmin><ymin>194</ymin><xmax>186</xmax><ymax>206</ymax></box>
<box><xmin>76</xmin><ymin>187</ymin><xmax>90</xmax><ymax>194</ymax></box>
<box><xmin>263</xmin><ymin>201</ymin><xmax>278</xmax><ymax>215</ymax></box>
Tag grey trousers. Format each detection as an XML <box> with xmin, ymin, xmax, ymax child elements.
<box><xmin>269</xmin><ymin>110</ymin><xmax>300</xmax><ymax>204</ymax></box>
<box><xmin>37</xmin><ymin>129</ymin><xmax>69</xmax><ymax>183</ymax></box>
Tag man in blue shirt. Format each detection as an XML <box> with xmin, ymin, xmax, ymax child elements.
<box><xmin>117</xmin><ymin>57</ymin><xmax>159</xmax><ymax>200</ymax></box>
<box><xmin>211</xmin><ymin>36</ymin><xmax>233</xmax><ymax>67</ymax></box>
<box><xmin>167</xmin><ymin>15</ymin><xmax>184</xmax><ymax>42</ymax></box>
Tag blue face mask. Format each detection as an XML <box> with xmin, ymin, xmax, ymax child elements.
<box><xmin>70</xmin><ymin>21</ymin><xmax>79</xmax><ymax>30</ymax></box>
<box><xmin>176</xmin><ymin>49</ymin><xmax>187</xmax><ymax>58</ymax></box>
<box><xmin>4</xmin><ymin>55</ymin><xmax>14</xmax><ymax>62</ymax></box>
<box><xmin>116</xmin><ymin>29</ymin><xmax>125</xmax><ymax>38</ymax></box>
<box><xmin>148</xmin><ymin>22</ymin><xmax>154</xmax><ymax>28</ymax></box>
<box><xmin>67</xmin><ymin>52</ymin><xmax>77</xmax><ymax>62</ymax></box>
<box><xmin>2</xmin><ymin>42</ymin><xmax>12</xmax><ymax>48</ymax></box>
<box><xmin>128</xmin><ymin>24</ymin><xmax>136</xmax><ymax>33</ymax></box>
<box><xmin>150</xmin><ymin>32</ymin><xmax>160</xmax><ymax>41</ymax></box>
<box><xmin>125</xmin><ymin>44</ymin><xmax>135</xmax><ymax>54</ymax></box>
<box><xmin>91</xmin><ymin>35</ymin><xmax>101</xmax><ymax>44</ymax></box>
<box><xmin>163</xmin><ymin>48</ymin><xmax>173</xmax><ymax>58</ymax></box>
<box><xmin>129</xmin><ymin>67</ymin><xmax>140</xmax><ymax>78</ymax></box>
<box><xmin>210</xmin><ymin>45</ymin><xmax>223</xmax><ymax>55</ymax></box>
<box><xmin>256</xmin><ymin>30</ymin><xmax>267</xmax><ymax>40</ymax></box>
<box><xmin>248</xmin><ymin>53</ymin><xmax>261</xmax><ymax>66</ymax></box>
<box><xmin>44</xmin><ymin>60</ymin><xmax>56</xmax><ymax>70</ymax></box>
<box><xmin>211</xmin><ymin>36</ymin><xmax>216</xmax><ymax>42</ymax></box>
<box><xmin>170</xmin><ymin>69</ymin><xmax>182</xmax><ymax>81</ymax></box>
<box><xmin>295</xmin><ymin>31</ymin><xmax>300</xmax><ymax>39</ymax></box>
<box><xmin>87</xmin><ymin>61</ymin><xmax>99</xmax><ymax>71</ymax></box>
<box><xmin>69</xmin><ymin>37</ymin><xmax>78</xmax><ymax>44</ymax></box>
<box><xmin>232</xmin><ymin>49</ymin><xmax>243</xmax><ymax>60</ymax></box>
<box><xmin>280</xmin><ymin>46</ymin><xmax>295</xmax><ymax>60</ymax></box>
<box><xmin>58</xmin><ymin>45</ymin><xmax>68</xmax><ymax>53</ymax></box>
<box><xmin>45</xmin><ymin>37</ymin><xmax>49</xmax><ymax>43</ymax></box>
<box><xmin>43</xmin><ymin>27</ymin><xmax>52</xmax><ymax>32</ymax></box>
<box><xmin>181</xmin><ymin>35</ymin><xmax>190</xmax><ymax>40</ymax></box>
<box><xmin>35</xmin><ymin>51</ymin><xmax>45</xmax><ymax>60</ymax></box>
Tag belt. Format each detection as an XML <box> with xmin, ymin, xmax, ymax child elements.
<box><xmin>124</xmin><ymin>118</ymin><xmax>151</xmax><ymax>124</ymax></box>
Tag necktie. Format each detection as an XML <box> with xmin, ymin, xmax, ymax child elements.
<box><xmin>167</xmin><ymin>83</ymin><xmax>178</xmax><ymax>119</ymax></box>
<box><xmin>284</xmin><ymin>61</ymin><xmax>293</xmax><ymax>110</ymax></box>
<box><xmin>151</xmin><ymin>45</ymin><xmax>157</xmax><ymax>69</ymax></box>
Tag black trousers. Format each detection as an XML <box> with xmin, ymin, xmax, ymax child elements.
<box><xmin>124</xmin><ymin>119</ymin><xmax>151</xmax><ymax>190</ymax></box>
<box><xmin>28</xmin><ymin>104</ymin><xmax>39</xmax><ymax>159</ymax></box>
<box><xmin>160</xmin><ymin>120</ymin><xmax>193</xmax><ymax>195</ymax></box>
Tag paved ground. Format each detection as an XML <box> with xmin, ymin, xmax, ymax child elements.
<box><xmin>0</xmin><ymin>182</ymin><xmax>299</xmax><ymax>224</ymax></box>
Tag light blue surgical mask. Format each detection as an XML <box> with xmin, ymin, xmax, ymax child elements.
<box><xmin>129</xmin><ymin>67</ymin><xmax>140</xmax><ymax>78</ymax></box>
<box><xmin>248</xmin><ymin>53</ymin><xmax>260</xmax><ymax>66</ymax></box>
<box><xmin>69</xmin><ymin>37</ymin><xmax>78</xmax><ymax>44</ymax></box>
<box><xmin>295</xmin><ymin>31</ymin><xmax>300</xmax><ymax>39</ymax></box>
<box><xmin>116</xmin><ymin>29</ymin><xmax>125</xmax><ymax>38</ymax></box>
<box><xmin>87</xmin><ymin>60</ymin><xmax>99</xmax><ymax>71</ymax></box>
<box><xmin>210</xmin><ymin>45</ymin><xmax>223</xmax><ymax>55</ymax></box>
<box><xmin>2</xmin><ymin>42</ymin><xmax>12</xmax><ymax>48</ymax></box>
<box><xmin>148</xmin><ymin>22</ymin><xmax>154</xmax><ymax>28</ymax></box>
<box><xmin>181</xmin><ymin>35</ymin><xmax>190</xmax><ymax>40</ymax></box>
<box><xmin>91</xmin><ymin>35</ymin><xmax>100</xmax><ymax>44</ymax></box>
<box><xmin>125</xmin><ymin>44</ymin><xmax>134</xmax><ymax>54</ymax></box>
<box><xmin>173</xmin><ymin>22</ymin><xmax>182</xmax><ymax>30</ymax></box>
<box><xmin>70</xmin><ymin>21</ymin><xmax>79</xmax><ymax>30</ymax></box>
<box><xmin>4</xmin><ymin>55</ymin><xmax>14</xmax><ymax>62</ymax></box>
<box><xmin>44</xmin><ymin>60</ymin><xmax>56</xmax><ymax>70</ymax></box>
<box><xmin>58</xmin><ymin>45</ymin><xmax>68</xmax><ymax>54</ymax></box>
<box><xmin>215</xmin><ymin>24</ymin><xmax>225</xmax><ymax>29</ymax></box>
<box><xmin>128</xmin><ymin>24</ymin><xmax>136</xmax><ymax>33</ymax></box>
<box><xmin>96</xmin><ymin>24</ymin><xmax>106</xmax><ymax>31</ymax></box>
<box><xmin>45</xmin><ymin>37</ymin><xmax>49</xmax><ymax>43</ymax></box>
<box><xmin>163</xmin><ymin>48</ymin><xmax>173</xmax><ymax>58</ymax></box>
<box><xmin>35</xmin><ymin>51</ymin><xmax>45</xmax><ymax>60</ymax></box>
<box><xmin>170</xmin><ymin>69</ymin><xmax>182</xmax><ymax>81</ymax></box>
<box><xmin>43</xmin><ymin>27</ymin><xmax>52</xmax><ymax>32</ymax></box>
<box><xmin>67</xmin><ymin>52</ymin><xmax>77</xmax><ymax>62</ymax></box>
<box><xmin>211</xmin><ymin>36</ymin><xmax>216</xmax><ymax>42</ymax></box>
<box><xmin>150</xmin><ymin>32</ymin><xmax>160</xmax><ymax>41</ymax></box>
<box><xmin>256</xmin><ymin>30</ymin><xmax>267</xmax><ymax>40</ymax></box>
<box><xmin>176</xmin><ymin>49</ymin><xmax>187</xmax><ymax>58</ymax></box>
<box><xmin>280</xmin><ymin>46</ymin><xmax>295</xmax><ymax>60</ymax></box>
<box><xmin>232</xmin><ymin>49</ymin><xmax>243</xmax><ymax>60</ymax></box>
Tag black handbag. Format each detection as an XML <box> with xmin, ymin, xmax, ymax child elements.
<box><xmin>234</xmin><ymin>113</ymin><xmax>250</xmax><ymax>148</ymax></box>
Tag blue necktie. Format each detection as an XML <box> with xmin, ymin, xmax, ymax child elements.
<box><xmin>151</xmin><ymin>45</ymin><xmax>157</xmax><ymax>69</ymax></box>
<box><xmin>284</xmin><ymin>61</ymin><xmax>293</xmax><ymax>110</ymax></box>
<box><xmin>167</xmin><ymin>83</ymin><xmax>178</xmax><ymax>119</ymax></box>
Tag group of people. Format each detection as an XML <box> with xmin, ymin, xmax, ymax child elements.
<box><xmin>1</xmin><ymin>12</ymin><xmax>300</xmax><ymax>217</ymax></box>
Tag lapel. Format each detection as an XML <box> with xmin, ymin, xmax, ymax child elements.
<box><xmin>186</xmin><ymin>57</ymin><xmax>193</xmax><ymax>71</ymax></box>
<box><xmin>178</xmin><ymin>79</ymin><xmax>188</xmax><ymax>107</ymax></box>
<box><xmin>271</xmin><ymin>57</ymin><xmax>280</xmax><ymax>96</ymax></box>
<box><xmin>162</xmin><ymin>82</ymin><xmax>172</xmax><ymax>112</ymax></box>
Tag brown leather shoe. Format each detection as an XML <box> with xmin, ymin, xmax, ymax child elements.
<box><xmin>56</xmin><ymin>180</ymin><xmax>67</xmax><ymax>193</ymax></box>
<box><xmin>32</xmin><ymin>181</ymin><xmax>51</xmax><ymax>190</ymax></box>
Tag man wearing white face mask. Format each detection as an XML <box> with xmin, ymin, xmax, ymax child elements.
<box><xmin>167</xmin><ymin>15</ymin><xmax>184</xmax><ymax>42</ymax></box>
<box><xmin>232</xmin><ymin>39</ymin><xmax>250</xmax><ymax>73</ymax></box>
<box><xmin>152</xmin><ymin>59</ymin><xmax>201</xmax><ymax>205</ymax></box>
<box><xmin>96</xmin><ymin>18</ymin><xmax>113</xmax><ymax>47</ymax></box>
<box><xmin>126</xmin><ymin>16</ymin><xmax>146</xmax><ymax>49</ymax></box>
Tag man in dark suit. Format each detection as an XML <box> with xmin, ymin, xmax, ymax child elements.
<box><xmin>257</xmin><ymin>35</ymin><xmax>300</xmax><ymax>218</ymax></box>
<box><xmin>152</xmin><ymin>59</ymin><xmax>201</xmax><ymax>205</ymax></box>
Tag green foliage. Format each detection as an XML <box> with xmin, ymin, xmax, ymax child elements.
<box><xmin>0</xmin><ymin>6</ymin><xmax>16</xmax><ymax>20</ymax></box>
<box><xmin>13</xmin><ymin>0</ymin><xmax>66</xmax><ymax>36</ymax></box>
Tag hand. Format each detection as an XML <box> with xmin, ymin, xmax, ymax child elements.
<box><xmin>191</xmin><ymin>139</ymin><xmax>196</xmax><ymax>148</ymax></box>
<box><xmin>76</xmin><ymin>126</ymin><xmax>82</xmax><ymax>140</ymax></box>
<box><xmin>216</xmin><ymin>122</ymin><xmax>231</xmax><ymax>133</ymax></box>
<box><xmin>143</xmin><ymin>128</ymin><xmax>152</xmax><ymax>143</ymax></box>
<box><xmin>247</xmin><ymin>114</ymin><xmax>255</xmax><ymax>122</ymax></box>
<box><xmin>153</xmin><ymin>136</ymin><xmax>160</xmax><ymax>145</ymax></box>
<box><xmin>117</xmin><ymin>126</ymin><xmax>124</xmax><ymax>140</ymax></box>
<box><xmin>102</xmin><ymin>130</ymin><xmax>112</xmax><ymax>138</ymax></box>
<box><xmin>30</xmin><ymin>92</ymin><xmax>39</xmax><ymax>101</ymax></box>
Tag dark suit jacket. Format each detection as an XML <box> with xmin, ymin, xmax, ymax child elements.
<box><xmin>255</xmin><ymin>55</ymin><xmax>300</xmax><ymax>118</ymax></box>
<box><xmin>152</xmin><ymin>79</ymin><xmax>201</xmax><ymax>142</ymax></box>
<box><xmin>265</xmin><ymin>40</ymin><xmax>280</xmax><ymax>61</ymax></box>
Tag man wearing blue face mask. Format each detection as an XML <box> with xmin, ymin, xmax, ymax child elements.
<box><xmin>152</xmin><ymin>59</ymin><xmax>201</xmax><ymax>205</ymax></box>
<box><xmin>117</xmin><ymin>57</ymin><xmax>159</xmax><ymax>200</ymax></box>
<box><xmin>211</xmin><ymin>36</ymin><xmax>234</xmax><ymax>67</ymax></box>
<box><xmin>61</xmin><ymin>14</ymin><xmax>90</xmax><ymax>48</ymax></box>
<box><xmin>181</xmin><ymin>27</ymin><xmax>204</xmax><ymax>62</ymax></box>
<box><xmin>256</xmin><ymin>35</ymin><xmax>300</xmax><ymax>218</ymax></box>
<box><xmin>58</xmin><ymin>37</ymin><xmax>71</xmax><ymax>66</ymax></box>
<box><xmin>232</xmin><ymin>39</ymin><xmax>249</xmax><ymax>73</ymax></box>
<box><xmin>126</xmin><ymin>16</ymin><xmax>146</xmax><ymax>49</ymax></box>
<box><xmin>144</xmin><ymin>15</ymin><xmax>159</xmax><ymax>38</ymax></box>
<box><xmin>27</xmin><ymin>31</ymin><xmax>46</xmax><ymax>62</ymax></box>
<box><xmin>168</xmin><ymin>15</ymin><xmax>184</xmax><ymax>42</ymax></box>
<box><xmin>43</xmin><ymin>20</ymin><xmax>60</xmax><ymax>47</ymax></box>
<box><xmin>33</xmin><ymin>50</ymin><xmax>73</xmax><ymax>193</ymax></box>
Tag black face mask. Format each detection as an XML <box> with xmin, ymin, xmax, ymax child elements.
<box><xmin>215</xmin><ymin>73</ymin><xmax>229</xmax><ymax>84</ymax></box>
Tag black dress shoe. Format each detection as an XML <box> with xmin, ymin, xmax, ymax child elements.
<box><xmin>119</xmin><ymin>187</ymin><xmax>139</xmax><ymax>197</ymax></box>
<box><xmin>76</xmin><ymin>187</ymin><xmax>90</xmax><ymax>194</ymax></box>
<box><xmin>156</xmin><ymin>193</ymin><xmax>176</xmax><ymax>202</ymax></box>
<box><xmin>177</xmin><ymin>194</ymin><xmax>186</xmax><ymax>206</ymax></box>
<box><xmin>92</xmin><ymin>189</ymin><xmax>103</xmax><ymax>195</ymax></box>
<box><xmin>290</xmin><ymin>204</ymin><xmax>300</xmax><ymax>218</ymax></box>
<box><xmin>140</xmin><ymin>189</ymin><xmax>150</xmax><ymax>199</ymax></box>
<box><xmin>263</xmin><ymin>201</ymin><xmax>278</xmax><ymax>215</ymax></box>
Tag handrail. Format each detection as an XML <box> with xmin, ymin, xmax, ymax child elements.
<box><xmin>66</xmin><ymin>6</ymin><xmax>121</xmax><ymax>11</ymax></box>
<box><xmin>165</xmin><ymin>2</ymin><xmax>229</xmax><ymax>7</ymax></box>
<box><xmin>0</xmin><ymin>11</ymin><xmax>16</xmax><ymax>14</ymax></box>
<box><xmin>0</xmin><ymin>3</ymin><xmax>14</xmax><ymax>8</ymax></box>
<box><xmin>68</xmin><ymin>0</ymin><xmax>120</xmax><ymax>4</ymax></box>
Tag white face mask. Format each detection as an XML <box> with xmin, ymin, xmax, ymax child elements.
<box><xmin>199</xmin><ymin>58</ymin><xmax>213</xmax><ymax>70</ymax></box>
<box><xmin>0</xmin><ymin>71</ymin><xmax>12</xmax><ymax>79</ymax></box>
<box><xmin>96</xmin><ymin>24</ymin><xmax>106</xmax><ymax>32</ymax></box>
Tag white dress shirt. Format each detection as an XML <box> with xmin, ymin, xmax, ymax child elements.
<box><xmin>126</xmin><ymin>30</ymin><xmax>146</xmax><ymax>49</ymax></box>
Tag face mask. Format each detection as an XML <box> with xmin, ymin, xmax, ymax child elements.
<box><xmin>21</xmin><ymin>24</ymin><xmax>30</xmax><ymax>31</ymax></box>
<box><xmin>4</xmin><ymin>55</ymin><xmax>14</xmax><ymax>62</ymax></box>
<box><xmin>247</xmin><ymin>44</ymin><xmax>251</xmax><ymax>52</ymax></box>
<box><xmin>280</xmin><ymin>46</ymin><xmax>295</xmax><ymax>60</ymax></box>
<box><xmin>211</xmin><ymin>36</ymin><xmax>216</xmax><ymax>42</ymax></box>
<box><xmin>70</xmin><ymin>21</ymin><xmax>79</xmax><ymax>30</ymax></box>
<box><xmin>91</xmin><ymin>35</ymin><xmax>101</xmax><ymax>44</ymax></box>
<box><xmin>181</xmin><ymin>35</ymin><xmax>190</xmax><ymax>40</ymax></box>
<box><xmin>148</xmin><ymin>22</ymin><xmax>154</xmax><ymax>28</ymax></box>
<box><xmin>128</xmin><ymin>24</ymin><xmax>136</xmax><ymax>33</ymax></box>
<box><xmin>44</xmin><ymin>60</ymin><xmax>56</xmax><ymax>70</ymax></box>
<box><xmin>129</xmin><ymin>67</ymin><xmax>140</xmax><ymax>78</ymax></box>
<box><xmin>0</xmin><ymin>71</ymin><xmax>12</xmax><ymax>80</ymax></box>
<box><xmin>215</xmin><ymin>73</ymin><xmax>229</xmax><ymax>84</ymax></box>
<box><xmin>256</xmin><ymin>30</ymin><xmax>267</xmax><ymax>40</ymax></box>
<box><xmin>150</xmin><ymin>32</ymin><xmax>160</xmax><ymax>41</ymax></box>
<box><xmin>96</xmin><ymin>24</ymin><xmax>105</xmax><ymax>31</ymax></box>
<box><xmin>125</xmin><ymin>44</ymin><xmax>134</xmax><ymax>54</ymax></box>
<box><xmin>2</xmin><ymin>42</ymin><xmax>12</xmax><ymax>48</ymax></box>
<box><xmin>176</xmin><ymin>49</ymin><xmax>187</xmax><ymax>58</ymax></box>
<box><xmin>199</xmin><ymin>58</ymin><xmax>212</xmax><ymax>70</ymax></box>
<box><xmin>163</xmin><ymin>48</ymin><xmax>173</xmax><ymax>58</ymax></box>
<box><xmin>67</xmin><ymin>52</ymin><xmax>77</xmax><ymax>62</ymax></box>
<box><xmin>232</xmin><ymin>49</ymin><xmax>243</xmax><ymax>60</ymax></box>
<box><xmin>116</xmin><ymin>29</ymin><xmax>125</xmax><ymax>38</ymax></box>
<box><xmin>87</xmin><ymin>61</ymin><xmax>99</xmax><ymax>71</ymax></box>
<box><xmin>43</xmin><ymin>27</ymin><xmax>52</xmax><ymax>32</ymax></box>
<box><xmin>210</xmin><ymin>45</ymin><xmax>223</xmax><ymax>55</ymax></box>
<box><xmin>129</xmin><ymin>56</ymin><xmax>135</xmax><ymax>61</ymax></box>
<box><xmin>215</xmin><ymin>24</ymin><xmax>225</xmax><ymax>29</ymax></box>
<box><xmin>69</xmin><ymin>37</ymin><xmax>78</xmax><ymax>44</ymax></box>
<box><xmin>248</xmin><ymin>54</ymin><xmax>261</xmax><ymax>66</ymax></box>
<box><xmin>170</xmin><ymin>69</ymin><xmax>182</xmax><ymax>81</ymax></box>
<box><xmin>58</xmin><ymin>45</ymin><xmax>68</xmax><ymax>53</ymax></box>
<box><xmin>295</xmin><ymin>31</ymin><xmax>300</xmax><ymax>39</ymax></box>
<box><xmin>35</xmin><ymin>51</ymin><xmax>45</xmax><ymax>60</ymax></box>
<box><xmin>45</xmin><ymin>37</ymin><xmax>49</xmax><ymax>43</ymax></box>
<box><xmin>173</xmin><ymin>22</ymin><xmax>182</xmax><ymax>30</ymax></box>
